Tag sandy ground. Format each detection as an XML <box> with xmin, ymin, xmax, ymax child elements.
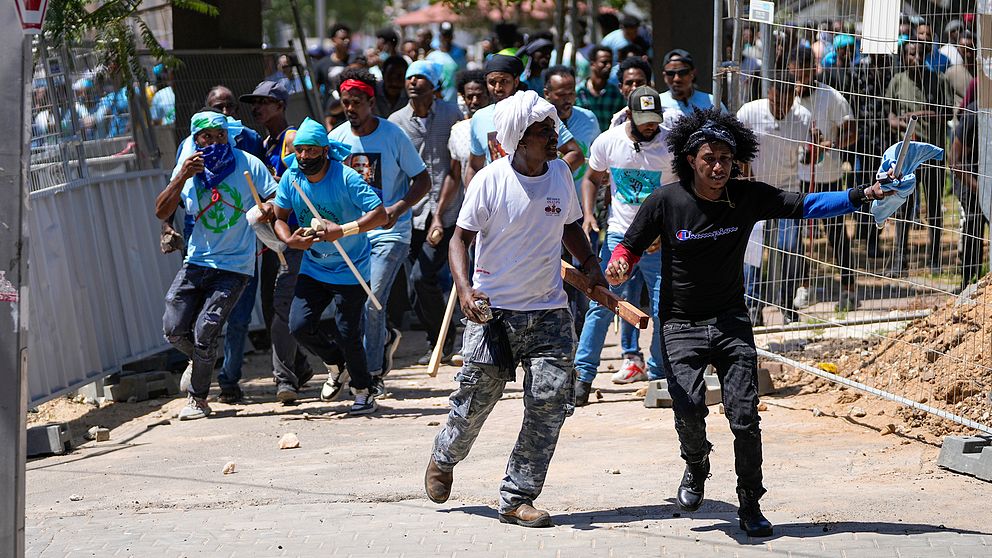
<box><xmin>25</xmin><ymin>324</ymin><xmax>991</xmax><ymax>538</ymax></box>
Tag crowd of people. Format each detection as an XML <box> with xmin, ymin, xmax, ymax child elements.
<box><xmin>153</xmin><ymin>9</ymin><xmax>972</xmax><ymax>536</ymax></box>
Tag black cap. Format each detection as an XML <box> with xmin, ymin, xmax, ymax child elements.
<box><xmin>621</xmin><ymin>14</ymin><xmax>640</xmax><ymax>28</ymax></box>
<box><xmin>239</xmin><ymin>81</ymin><xmax>289</xmax><ymax>104</ymax></box>
<box><xmin>628</xmin><ymin>85</ymin><xmax>663</xmax><ymax>127</ymax></box>
<box><xmin>663</xmin><ymin>49</ymin><xmax>694</xmax><ymax>68</ymax></box>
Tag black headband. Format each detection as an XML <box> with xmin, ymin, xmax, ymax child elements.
<box><xmin>484</xmin><ymin>54</ymin><xmax>524</xmax><ymax>78</ymax></box>
<box><xmin>685</xmin><ymin>121</ymin><xmax>737</xmax><ymax>155</ymax></box>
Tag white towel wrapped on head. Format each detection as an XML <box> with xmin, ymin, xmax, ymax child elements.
<box><xmin>493</xmin><ymin>90</ymin><xmax>561</xmax><ymax>155</ymax></box>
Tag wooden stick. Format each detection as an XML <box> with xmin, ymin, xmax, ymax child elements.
<box><xmin>427</xmin><ymin>287</ymin><xmax>458</xmax><ymax>378</ymax></box>
<box><xmin>289</xmin><ymin>179</ymin><xmax>382</xmax><ymax>310</ymax></box>
<box><xmin>561</xmin><ymin>261</ymin><xmax>649</xmax><ymax>329</ymax></box>
<box><xmin>243</xmin><ymin>171</ymin><xmax>288</xmax><ymax>268</ymax></box>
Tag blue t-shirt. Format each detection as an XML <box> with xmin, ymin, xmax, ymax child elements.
<box><xmin>659</xmin><ymin>89</ymin><xmax>728</xmax><ymax>118</ymax></box>
<box><xmin>469</xmin><ymin>104</ymin><xmax>575</xmax><ymax>164</ymax></box>
<box><xmin>150</xmin><ymin>86</ymin><xmax>175</xmax><ymax>125</ymax></box>
<box><xmin>174</xmin><ymin>149</ymin><xmax>277</xmax><ymax>276</ymax></box>
<box><xmin>328</xmin><ymin>118</ymin><xmax>427</xmax><ymax>244</ymax></box>
<box><xmin>565</xmin><ymin>106</ymin><xmax>601</xmax><ymax>200</ymax></box>
<box><xmin>274</xmin><ymin>162</ymin><xmax>383</xmax><ymax>285</ymax></box>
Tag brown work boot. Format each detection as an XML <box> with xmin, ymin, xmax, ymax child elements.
<box><xmin>424</xmin><ymin>458</ymin><xmax>453</xmax><ymax>503</ymax></box>
<box><xmin>498</xmin><ymin>504</ymin><xmax>553</xmax><ymax>528</ymax></box>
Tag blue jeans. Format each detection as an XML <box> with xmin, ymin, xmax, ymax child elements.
<box><xmin>364</xmin><ymin>237</ymin><xmax>410</xmax><ymax>376</ymax></box>
<box><xmin>163</xmin><ymin>263</ymin><xmax>250</xmax><ymax>399</ymax></box>
<box><xmin>574</xmin><ymin>231</ymin><xmax>665</xmax><ymax>383</ymax></box>
<box><xmin>216</xmin><ymin>264</ymin><xmax>258</xmax><ymax>391</ymax></box>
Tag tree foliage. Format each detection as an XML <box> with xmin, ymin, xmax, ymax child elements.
<box><xmin>43</xmin><ymin>0</ymin><xmax>218</xmax><ymax>83</ymax></box>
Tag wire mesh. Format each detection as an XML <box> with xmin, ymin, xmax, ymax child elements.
<box><xmin>726</xmin><ymin>1</ymin><xmax>992</xmax><ymax>435</ymax></box>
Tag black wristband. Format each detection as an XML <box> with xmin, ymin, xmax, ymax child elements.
<box><xmin>848</xmin><ymin>186</ymin><xmax>870</xmax><ymax>207</ymax></box>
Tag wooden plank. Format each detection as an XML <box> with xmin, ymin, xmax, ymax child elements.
<box><xmin>561</xmin><ymin>261</ymin><xmax>650</xmax><ymax>329</ymax></box>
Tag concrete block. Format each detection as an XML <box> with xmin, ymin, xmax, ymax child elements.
<box><xmin>75</xmin><ymin>379</ymin><xmax>106</xmax><ymax>400</ymax></box>
<box><xmin>27</xmin><ymin>423</ymin><xmax>72</xmax><ymax>457</ymax></box>
<box><xmin>107</xmin><ymin>370</ymin><xmax>180</xmax><ymax>402</ymax></box>
<box><xmin>643</xmin><ymin>374</ymin><xmax>723</xmax><ymax>408</ymax></box>
<box><xmin>757</xmin><ymin>367</ymin><xmax>775</xmax><ymax>395</ymax></box>
<box><xmin>937</xmin><ymin>435</ymin><xmax>992</xmax><ymax>482</ymax></box>
<box><xmin>758</xmin><ymin>360</ymin><xmax>784</xmax><ymax>375</ymax></box>
<box><xmin>643</xmin><ymin>380</ymin><xmax>672</xmax><ymax>408</ymax></box>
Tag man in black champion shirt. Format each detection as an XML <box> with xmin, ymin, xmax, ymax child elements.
<box><xmin>605</xmin><ymin>109</ymin><xmax>891</xmax><ymax>537</ymax></box>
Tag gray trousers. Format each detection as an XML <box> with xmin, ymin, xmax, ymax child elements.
<box><xmin>432</xmin><ymin>307</ymin><xmax>575</xmax><ymax>513</ymax></box>
<box><xmin>270</xmin><ymin>248</ymin><xmax>313</xmax><ymax>388</ymax></box>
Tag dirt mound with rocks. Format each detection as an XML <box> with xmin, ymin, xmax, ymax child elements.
<box><xmin>771</xmin><ymin>276</ymin><xmax>992</xmax><ymax>442</ymax></box>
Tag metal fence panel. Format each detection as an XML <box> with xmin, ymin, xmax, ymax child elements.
<box><xmin>27</xmin><ymin>170</ymin><xmax>175</xmax><ymax>406</ymax></box>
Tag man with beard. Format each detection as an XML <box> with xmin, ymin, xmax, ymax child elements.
<box><xmin>155</xmin><ymin>112</ymin><xmax>277</xmax><ymax>420</ymax></box>
<box><xmin>605</xmin><ymin>108</ymin><xmax>893</xmax><ymax>537</ymax></box>
<box><xmin>787</xmin><ymin>46</ymin><xmax>858</xmax><ymax>310</ymax></box>
<box><xmin>884</xmin><ymin>41</ymin><xmax>953</xmax><ymax>276</ymax></box>
<box><xmin>329</xmin><ymin>68</ymin><xmax>431</xmax><ymax>398</ymax></box>
<box><xmin>425</xmin><ymin>90</ymin><xmax>605</xmax><ymax>527</ymax></box>
<box><xmin>465</xmin><ymin>54</ymin><xmax>584</xmax><ymax>189</ymax></box>
<box><xmin>389</xmin><ymin>61</ymin><xmax>464</xmax><ymax>372</ymax></box>
<box><xmin>272</xmin><ymin>117</ymin><xmax>388</xmax><ymax>415</ymax></box>
<box><xmin>573</xmin><ymin>86</ymin><xmax>670</xmax><ymax>404</ymax></box>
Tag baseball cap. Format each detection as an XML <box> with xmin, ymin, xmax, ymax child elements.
<box><xmin>663</xmin><ymin>49</ymin><xmax>694</xmax><ymax>68</ymax></box>
<box><xmin>628</xmin><ymin>86</ymin><xmax>663</xmax><ymax>126</ymax></box>
<box><xmin>239</xmin><ymin>81</ymin><xmax>289</xmax><ymax>104</ymax></box>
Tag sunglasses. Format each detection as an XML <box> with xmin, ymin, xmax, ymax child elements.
<box><xmin>664</xmin><ymin>68</ymin><xmax>692</xmax><ymax>78</ymax></box>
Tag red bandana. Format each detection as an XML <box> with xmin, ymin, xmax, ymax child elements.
<box><xmin>340</xmin><ymin>79</ymin><xmax>375</xmax><ymax>98</ymax></box>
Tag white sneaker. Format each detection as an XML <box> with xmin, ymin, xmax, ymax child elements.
<box><xmin>349</xmin><ymin>389</ymin><xmax>378</xmax><ymax>415</ymax></box>
<box><xmin>179</xmin><ymin>361</ymin><xmax>192</xmax><ymax>393</ymax></box>
<box><xmin>178</xmin><ymin>394</ymin><xmax>211</xmax><ymax>420</ymax></box>
<box><xmin>611</xmin><ymin>355</ymin><xmax>648</xmax><ymax>384</ymax></box>
<box><xmin>320</xmin><ymin>362</ymin><xmax>350</xmax><ymax>402</ymax></box>
<box><xmin>793</xmin><ymin>286</ymin><xmax>810</xmax><ymax>309</ymax></box>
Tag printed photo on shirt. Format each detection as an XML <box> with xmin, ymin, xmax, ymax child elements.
<box><xmin>609</xmin><ymin>167</ymin><xmax>662</xmax><ymax>205</ymax></box>
<box><xmin>345</xmin><ymin>152</ymin><xmax>383</xmax><ymax>198</ymax></box>
<box><xmin>486</xmin><ymin>131</ymin><xmax>507</xmax><ymax>161</ymax></box>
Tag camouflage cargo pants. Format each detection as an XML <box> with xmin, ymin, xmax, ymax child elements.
<box><xmin>432</xmin><ymin>307</ymin><xmax>576</xmax><ymax>513</ymax></box>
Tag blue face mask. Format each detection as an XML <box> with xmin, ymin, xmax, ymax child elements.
<box><xmin>196</xmin><ymin>141</ymin><xmax>236</xmax><ymax>189</ymax></box>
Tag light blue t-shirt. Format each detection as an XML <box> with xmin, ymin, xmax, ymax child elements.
<box><xmin>426</xmin><ymin>49</ymin><xmax>459</xmax><ymax>104</ymax></box>
<box><xmin>659</xmin><ymin>89</ymin><xmax>728</xmax><ymax>118</ymax></box>
<box><xmin>174</xmin><ymin>149</ymin><xmax>277</xmax><ymax>276</ymax></box>
<box><xmin>328</xmin><ymin>118</ymin><xmax>427</xmax><ymax>244</ymax></box>
<box><xmin>469</xmin><ymin>103</ymin><xmax>575</xmax><ymax>164</ymax></box>
<box><xmin>274</xmin><ymin>162</ymin><xmax>383</xmax><ymax>285</ymax></box>
<box><xmin>151</xmin><ymin>86</ymin><xmax>175</xmax><ymax>125</ymax></box>
<box><xmin>565</xmin><ymin>106</ymin><xmax>601</xmax><ymax>201</ymax></box>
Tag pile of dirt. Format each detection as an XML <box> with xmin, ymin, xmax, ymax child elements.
<box><xmin>773</xmin><ymin>276</ymin><xmax>992</xmax><ymax>441</ymax></box>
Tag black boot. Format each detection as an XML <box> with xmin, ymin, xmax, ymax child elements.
<box><xmin>574</xmin><ymin>380</ymin><xmax>592</xmax><ymax>407</ymax></box>
<box><xmin>737</xmin><ymin>487</ymin><xmax>773</xmax><ymax>537</ymax></box>
<box><xmin>676</xmin><ymin>455</ymin><xmax>710</xmax><ymax>512</ymax></box>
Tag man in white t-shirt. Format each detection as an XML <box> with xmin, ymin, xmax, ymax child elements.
<box><xmin>574</xmin><ymin>86</ymin><xmax>672</xmax><ymax>404</ymax></box>
<box><xmin>736</xmin><ymin>80</ymin><xmax>812</xmax><ymax>325</ymax></box>
<box><xmin>788</xmin><ymin>47</ymin><xmax>858</xmax><ymax>312</ymax></box>
<box><xmin>426</xmin><ymin>91</ymin><xmax>605</xmax><ymax>528</ymax></box>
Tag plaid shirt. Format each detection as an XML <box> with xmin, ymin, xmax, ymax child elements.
<box><xmin>576</xmin><ymin>80</ymin><xmax>626</xmax><ymax>132</ymax></box>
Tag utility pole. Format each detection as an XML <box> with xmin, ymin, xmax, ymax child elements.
<box><xmin>0</xmin><ymin>3</ymin><xmax>31</xmax><ymax>557</ymax></box>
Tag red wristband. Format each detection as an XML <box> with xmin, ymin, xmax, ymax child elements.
<box><xmin>610</xmin><ymin>243</ymin><xmax>641</xmax><ymax>269</ymax></box>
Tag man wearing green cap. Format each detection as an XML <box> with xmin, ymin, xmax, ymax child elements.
<box><xmin>155</xmin><ymin>111</ymin><xmax>278</xmax><ymax>420</ymax></box>
<box><xmin>272</xmin><ymin>117</ymin><xmax>389</xmax><ymax>415</ymax></box>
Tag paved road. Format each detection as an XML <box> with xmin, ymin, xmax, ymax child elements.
<box><xmin>25</xmin><ymin>330</ymin><xmax>992</xmax><ymax>557</ymax></box>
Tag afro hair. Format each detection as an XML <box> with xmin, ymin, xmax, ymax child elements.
<box><xmin>666</xmin><ymin>108</ymin><xmax>759</xmax><ymax>184</ymax></box>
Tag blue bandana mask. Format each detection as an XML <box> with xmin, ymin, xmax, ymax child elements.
<box><xmin>196</xmin><ymin>141</ymin><xmax>236</xmax><ymax>190</ymax></box>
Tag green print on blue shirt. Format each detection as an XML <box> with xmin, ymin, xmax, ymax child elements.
<box><xmin>197</xmin><ymin>182</ymin><xmax>244</xmax><ymax>234</ymax></box>
<box><xmin>609</xmin><ymin>167</ymin><xmax>662</xmax><ymax>205</ymax></box>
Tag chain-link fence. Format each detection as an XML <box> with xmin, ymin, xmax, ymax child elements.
<box><xmin>722</xmin><ymin>1</ymin><xmax>992</xmax><ymax>435</ymax></box>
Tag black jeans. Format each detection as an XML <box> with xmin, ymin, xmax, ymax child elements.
<box><xmin>660</xmin><ymin>308</ymin><xmax>764</xmax><ymax>493</ymax></box>
<box><xmin>288</xmin><ymin>274</ymin><xmax>370</xmax><ymax>391</ymax></box>
<box><xmin>409</xmin><ymin>223</ymin><xmax>456</xmax><ymax>351</ymax></box>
